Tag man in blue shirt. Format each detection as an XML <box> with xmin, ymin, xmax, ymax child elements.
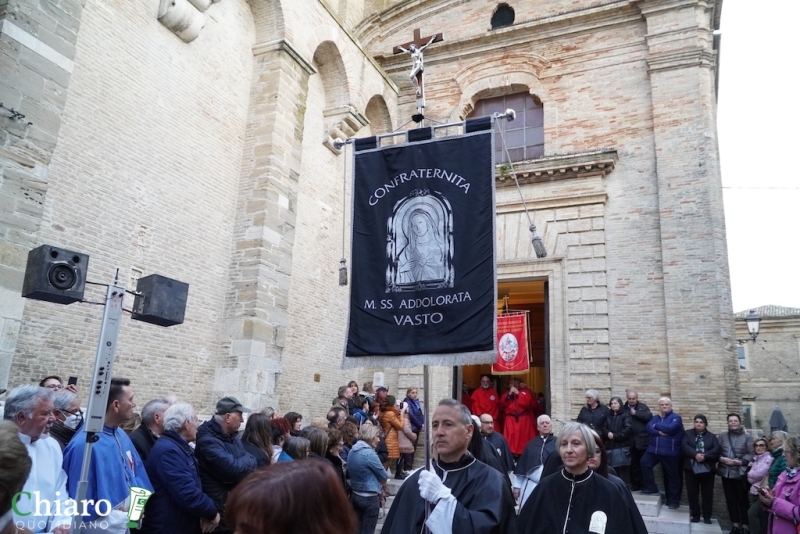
<box><xmin>64</xmin><ymin>378</ymin><xmax>153</xmax><ymax>533</ymax></box>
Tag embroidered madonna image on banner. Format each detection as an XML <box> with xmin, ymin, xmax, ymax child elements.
<box><xmin>343</xmin><ymin>129</ymin><xmax>496</xmax><ymax>368</ymax></box>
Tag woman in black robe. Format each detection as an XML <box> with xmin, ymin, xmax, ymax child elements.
<box><xmin>518</xmin><ymin>422</ymin><xmax>639</xmax><ymax>534</ymax></box>
<box><xmin>589</xmin><ymin>433</ymin><xmax>648</xmax><ymax>534</ymax></box>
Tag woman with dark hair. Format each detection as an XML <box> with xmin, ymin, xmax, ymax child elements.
<box><xmin>283</xmin><ymin>437</ymin><xmax>309</xmax><ymax>460</ymax></box>
<box><xmin>751</xmin><ymin>431</ymin><xmax>791</xmax><ymax>534</ymax></box>
<box><xmin>590</xmin><ymin>433</ymin><xmax>648</xmax><ymax>534</ymax></box>
<box><xmin>681</xmin><ymin>414</ymin><xmax>720</xmax><ymax>524</ymax></box>
<box><xmin>241</xmin><ymin>414</ymin><xmax>273</xmax><ymax>468</ymax></box>
<box><xmin>226</xmin><ymin>460</ymin><xmax>357</xmax><ymax>534</ymax></box>
<box><xmin>718</xmin><ymin>413</ymin><xmax>755</xmax><ymax>534</ymax></box>
<box><xmin>39</xmin><ymin>375</ymin><xmax>78</xmax><ymax>395</ymax></box>
<box><xmin>284</xmin><ymin>412</ymin><xmax>303</xmax><ymax>437</ymax></box>
<box><xmin>380</xmin><ymin>395</ymin><xmax>407</xmax><ymax>479</ymax></box>
<box><xmin>271</xmin><ymin>418</ymin><xmax>293</xmax><ymax>463</ymax></box>
<box><xmin>325</xmin><ymin>428</ymin><xmax>348</xmax><ymax>492</ymax></box>
<box><xmin>339</xmin><ymin>421</ymin><xmax>359</xmax><ymax>462</ymax></box>
<box><xmin>760</xmin><ymin>436</ymin><xmax>800</xmax><ymax>534</ymax></box>
<box><xmin>605</xmin><ymin>395</ymin><xmax>633</xmax><ymax>483</ymax></box>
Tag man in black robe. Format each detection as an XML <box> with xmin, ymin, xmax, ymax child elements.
<box><xmin>480</xmin><ymin>414</ymin><xmax>515</xmax><ymax>474</ymax></box>
<box><xmin>381</xmin><ymin>399</ymin><xmax>517</xmax><ymax>534</ymax></box>
<box><xmin>513</xmin><ymin>414</ymin><xmax>556</xmax><ymax>506</ymax></box>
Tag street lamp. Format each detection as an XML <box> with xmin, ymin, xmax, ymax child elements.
<box><xmin>744</xmin><ymin>310</ymin><xmax>761</xmax><ymax>342</ymax></box>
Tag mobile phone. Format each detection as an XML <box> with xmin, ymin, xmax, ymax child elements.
<box><xmin>68</xmin><ymin>376</ymin><xmax>78</xmax><ymax>386</ymax></box>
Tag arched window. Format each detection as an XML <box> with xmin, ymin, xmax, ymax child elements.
<box><xmin>491</xmin><ymin>4</ymin><xmax>515</xmax><ymax>29</ymax></box>
<box><xmin>468</xmin><ymin>91</ymin><xmax>543</xmax><ymax>163</ymax></box>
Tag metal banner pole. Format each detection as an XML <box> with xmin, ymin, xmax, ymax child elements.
<box><xmin>423</xmin><ymin>364</ymin><xmax>431</xmax><ymax>531</ymax></box>
<box><xmin>72</xmin><ymin>276</ymin><xmax>125</xmax><ymax>533</ymax></box>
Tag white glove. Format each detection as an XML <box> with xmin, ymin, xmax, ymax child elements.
<box><xmin>418</xmin><ymin>469</ymin><xmax>452</xmax><ymax>504</ymax></box>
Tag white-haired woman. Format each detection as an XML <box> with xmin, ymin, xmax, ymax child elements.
<box><xmin>518</xmin><ymin>422</ymin><xmax>638</xmax><ymax>533</ymax></box>
<box><xmin>577</xmin><ymin>389</ymin><xmax>610</xmax><ymax>437</ymax></box>
<box><xmin>142</xmin><ymin>403</ymin><xmax>219</xmax><ymax>534</ymax></box>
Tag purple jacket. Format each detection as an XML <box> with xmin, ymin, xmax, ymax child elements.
<box><xmin>768</xmin><ymin>470</ymin><xmax>800</xmax><ymax>534</ymax></box>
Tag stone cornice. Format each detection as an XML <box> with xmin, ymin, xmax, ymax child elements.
<box><xmin>365</xmin><ymin>1</ymin><xmax>642</xmax><ymax>68</ymax></box>
<box><xmin>252</xmin><ymin>39</ymin><xmax>317</xmax><ymax>75</ymax></box>
<box><xmin>495</xmin><ymin>149</ymin><xmax>618</xmax><ymax>188</ymax></box>
<box><xmin>646</xmin><ymin>48</ymin><xmax>716</xmax><ymax>72</ymax></box>
<box><xmin>497</xmin><ymin>192</ymin><xmax>608</xmax><ymax>214</ymax></box>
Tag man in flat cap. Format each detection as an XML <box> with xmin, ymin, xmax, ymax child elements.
<box><xmin>194</xmin><ymin>396</ymin><xmax>256</xmax><ymax>533</ymax></box>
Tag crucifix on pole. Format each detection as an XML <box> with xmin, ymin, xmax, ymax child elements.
<box><xmin>393</xmin><ymin>28</ymin><xmax>443</xmax><ymax>120</ymax></box>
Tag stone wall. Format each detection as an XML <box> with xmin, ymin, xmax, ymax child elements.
<box><xmin>5</xmin><ymin>0</ymin><xmax>256</xmax><ymax>413</ymax></box>
<box><xmin>0</xmin><ymin>0</ymin><xmax>87</xmax><ymax>388</ymax></box>
<box><xmin>737</xmin><ymin>316</ymin><xmax>800</xmax><ymax>434</ymax></box>
<box><xmin>3</xmin><ymin>0</ymin><xmax>734</xmax><ymax>431</ymax></box>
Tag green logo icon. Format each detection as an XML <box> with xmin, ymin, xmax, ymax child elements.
<box><xmin>126</xmin><ymin>487</ymin><xmax>153</xmax><ymax>528</ymax></box>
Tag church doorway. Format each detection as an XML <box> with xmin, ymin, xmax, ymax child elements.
<box><xmin>459</xmin><ymin>279</ymin><xmax>549</xmax><ymax>413</ymax></box>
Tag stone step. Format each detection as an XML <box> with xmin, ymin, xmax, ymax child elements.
<box><xmin>690</xmin><ymin>519</ymin><xmax>723</xmax><ymax>533</ymax></box>
<box><xmin>634</xmin><ymin>493</ymin><xmax>663</xmax><ymax>517</ymax></box>
<box><xmin>376</xmin><ymin>493</ymin><xmax>724</xmax><ymax>534</ymax></box>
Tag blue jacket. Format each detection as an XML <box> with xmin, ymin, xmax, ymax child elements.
<box><xmin>347</xmin><ymin>440</ymin><xmax>388</xmax><ymax>493</ymax></box>
<box><xmin>404</xmin><ymin>397</ymin><xmax>425</xmax><ymax>433</ymax></box>
<box><xmin>142</xmin><ymin>430</ymin><xmax>217</xmax><ymax>534</ymax></box>
<box><xmin>194</xmin><ymin>418</ymin><xmax>257</xmax><ymax>513</ymax></box>
<box><xmin>646</xmin><ymin>411</ymin><xmax>684</xmax><ymax>456</ymax></box>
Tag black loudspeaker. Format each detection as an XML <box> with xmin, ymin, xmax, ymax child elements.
<box><xmin>21</xmin><ymin>245</ymin><xmax>89</xmax><ymax>305</ymax></box>
<box><xmin>131</xmin><ymin>274</ymin><xmax>189</xmax><ymax>327</ymax></box>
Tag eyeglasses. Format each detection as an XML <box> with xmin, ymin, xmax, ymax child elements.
<box><xmin>45</xmin><ymin>384</ymin><xmax>63</xmax><ymax>390</ymax></box>
<box><xmin>755</xmin><ymin>444</ymin><xmax>768</xmax><ymax>448</ymax></box>
<box><xmin>63</xmin><ymin>408</ymin><xmax>83</xmax><ymax>417</ymax></box>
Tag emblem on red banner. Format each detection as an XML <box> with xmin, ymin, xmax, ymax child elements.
<box><xmin>492</xmin><ymin>312</ymin><xmax>530</xmax><ymax>374</ymax></box>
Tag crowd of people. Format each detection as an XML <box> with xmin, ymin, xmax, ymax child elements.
<box><xmin>0</xmin><ymin>377</ymin><xmax>426</xmax><ymax>534</ymax></box>
<box><xmin>1</xmin><ymin>374</ymin><xmax>799</xmax><ymax>534</ymax></box>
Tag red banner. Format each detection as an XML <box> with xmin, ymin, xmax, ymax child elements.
<box><xmin>492</xmin><ymin>312</ymin><xmax>530</xmax><ymax>374</ymax></box>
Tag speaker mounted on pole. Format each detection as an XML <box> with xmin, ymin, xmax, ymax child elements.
<box><xmin>21</xmin><ymin>244</ymin><xmax>89</xmax><ymax>304</ymax></box>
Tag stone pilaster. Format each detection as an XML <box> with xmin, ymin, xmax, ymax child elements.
<box><xmin>214</xmin><ymin>39</ymin><xmax>315</xmax><ymax>410</ymax></box>
<box><xmin>640</xmin><ymin>0</ymin><xmax>738</xmax><ymax>420</ymax></box>
<box><xmin>0</xmin><ymin>0</ymin><xmax>86</xmax><ymax>388</ymax></box>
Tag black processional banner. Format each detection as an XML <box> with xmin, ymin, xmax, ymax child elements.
<box><xmin>342</xmin><ymin>127</ymin><xmax>497</xmax><ymax>368</ymax></box>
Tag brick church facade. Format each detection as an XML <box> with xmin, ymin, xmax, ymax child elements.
<box><xmin>0</xmin><ymin>0</ymin><xmax>738</xmax><ymax>425</ymax></box>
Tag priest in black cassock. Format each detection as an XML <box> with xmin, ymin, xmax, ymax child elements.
<box><xmin>479</xmin><ymin>413</ymin><xmax>515</xmax><ymax>474</ymax></box>
<box><xmin>513</xmin><ymin>414</ymin><xmax>556</xmax><ymax>507</ymax></box>
<box><xmin>381</xmin><ymin>399</ymin><xmax>517</xmax><ymax>534</ymax></box>
<box><xmin>518</xmin><ymin>422</ymin><xmax>638</xmax><ymax>534</ymax></box>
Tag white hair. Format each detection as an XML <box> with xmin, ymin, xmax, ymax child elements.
<box><xmin>163</xmin><ymin>403</ymin><xmax>196</xmax><ymax>433</ymax></box>
<box><xmin>558</xmin><ymin>422</ymin><xmax>597</xmax><ymax>458</ymax></box>
<box><xmin>537</xmin><ymin>414</ymin><xmax>551</xmax><ymax>424</ymax></box>
<box><xmin>53</xmin><ymin>390</ymin><xmax>78</xmax><ymax>412</ymax></box>
<box><xmin>3</xmin><ymin>386</ymin><xmax>52</xmax><ymax>421</ymax></box>
<box><xmin>658</xmin><ymin>397</ymin><xmax>672</xmax><ymax>404</ymax></box>
<box><xmin>585</xmin><ymin>389</ymin><xmax>599</xmax><ymax>402</ymax></box>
